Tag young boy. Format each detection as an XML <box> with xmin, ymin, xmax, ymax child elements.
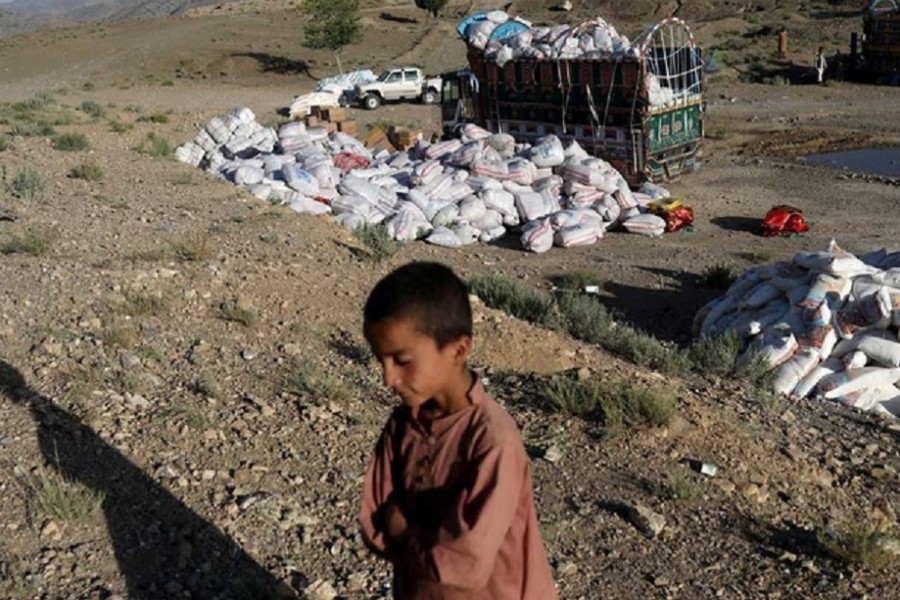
<box><xmin>359</xmin><ymin>262</ymin><xmax>557</xmax><ymax>599</ymax></box>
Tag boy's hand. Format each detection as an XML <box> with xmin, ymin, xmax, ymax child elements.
<box><xmin>384</xmin><ymin>498</ymin><xmax>409</xmax><ymax>539</ymax></box>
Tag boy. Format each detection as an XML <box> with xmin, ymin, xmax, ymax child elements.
<box><xmin>359</xmin><ymin>262</ymin><xmax>557</xmax><ymax>599</ymax></box>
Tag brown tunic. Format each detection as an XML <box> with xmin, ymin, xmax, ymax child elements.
<box><xmin>359</xmin><ymin>380</ymin><xmax>557</xmax><ymax>599</ymax></box>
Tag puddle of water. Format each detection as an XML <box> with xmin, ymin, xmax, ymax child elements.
<box><xmin>803</xmin><ymin>147</ymin><xmax>900</xmax><ymax>178</ymax></box>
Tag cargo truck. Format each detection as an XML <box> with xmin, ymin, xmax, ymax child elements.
<box><xmin>443</xmin><ymin>13</ymin><xmax>705</xmax><ymax>184</ymax></box>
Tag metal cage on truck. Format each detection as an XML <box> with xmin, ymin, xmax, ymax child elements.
<box><xmin>447</xmin><ymin>15</ymin><xmax>705</xmax><ymax>184</ymax></box>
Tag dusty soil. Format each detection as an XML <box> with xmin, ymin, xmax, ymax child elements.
<box><xmin>1</xmin><ymin>1</ymin><xmax>899</xmax><ymax>599</ymax></box>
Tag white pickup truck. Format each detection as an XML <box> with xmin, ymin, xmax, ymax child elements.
<box><xmin>355</xmin><ymin>67</ymin><xmax>442</xmax><ymax>110</ymax></box>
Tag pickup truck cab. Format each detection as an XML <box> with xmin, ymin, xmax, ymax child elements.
<box><xmin>355</xmin><ymin>67</ymin><xmax>442</xmax><ymax>109</ymax></box>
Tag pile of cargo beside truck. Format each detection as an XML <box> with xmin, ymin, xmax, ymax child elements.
<box><xmin>443</xmin><ymin>10</ymin><xmax>705</xmax><ymax>184</ymax></box>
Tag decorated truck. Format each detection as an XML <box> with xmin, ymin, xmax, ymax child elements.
<box><xmin>848</xmin><ymin>0</ymin><xmax>900</xmax><ymax>83</ymax></box>
<box><xmin>444</xmin><ymin>12</ymin><xmax>705</xmax><ymax>184</ymax></box>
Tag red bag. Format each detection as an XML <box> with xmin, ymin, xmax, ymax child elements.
<box><xmin>762</xmin><ymin>205</ymin><xmax>809</xmax><ymax>237</ymax></box>
<box><xmin>664</xmin><ymin>206</ymin><xmax>694</xmax><ymax>232</ymax></box>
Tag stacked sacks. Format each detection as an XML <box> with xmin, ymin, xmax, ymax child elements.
<box><xmin>694</xmin><ymin>241</ymin><xmax>900</xmax><ymax>418</ymax></box>
<box><xmin>176</xmin><ymin>111</ymin><xmax>672</xmax><ymax>249</ymax></box>
<box><xmin>463</xmin><ymin>10</ymin><xmax>637</xmax><ymax>66</ymax></box>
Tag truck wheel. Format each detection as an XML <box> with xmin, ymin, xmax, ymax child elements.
<box><xmin>422</xmin><ymin>89</ymin><xmax>437</xmax><ymax>104</ymax></box>
<box><xmin>363</xmin><ymin>94</ymin><xmax>381</xmax><ymax>110</ymax></box>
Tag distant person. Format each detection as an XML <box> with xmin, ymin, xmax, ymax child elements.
<box><xmin>815</xmin><ymin>46</ymin><xmax>827</xmax><ymax>84</ymax></box>
<box><xmin>777</xmin><ymin>27</ymin><xmax>788</xmax><ymax>59</ymax></box>
<box><xmin>359</xmin><ymin>262</ymin><xmax>558</xmax><ymax>599</ymax></box>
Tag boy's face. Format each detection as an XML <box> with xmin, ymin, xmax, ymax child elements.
<box><xmin>364</xmin><ymin>315</ymin><xmax>470</xmax><ymax>410</ymax></box>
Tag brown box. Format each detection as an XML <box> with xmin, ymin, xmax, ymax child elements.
<box><xmin>322</xmin><ymin>107</ymin><xmax>349</xmax><ymax>123</ymax></box>
<box><xmin>324</xmin><ymin>121</ymin><xmax>338</xmax><ymax>133</ymax></box>
<box><xmin>337</xmin><ymin>120</ymin><xmax>358</xmax><ymax>136</ymax></box>
<box><xmin>305</xmin><ymin>115</ymin><xmax>320</xmax><ymax>128</ymax></box>
<box><xmin>363</xmin><ymin>128</ymin><xmax>396</xmax><ymax>153</ymax></box>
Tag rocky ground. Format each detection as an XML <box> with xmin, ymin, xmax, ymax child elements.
<box><xmin>1</xmin><ymin>0</ymin><xmax>899</xmax><ymax>599</ymax></box>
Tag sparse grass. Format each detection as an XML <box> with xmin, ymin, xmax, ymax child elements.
<box><xmin>0</xmin><ymin>229</ymin><xmax>55</xmax><ymax>256</ymax></box>
<box><xmin>698</xmin><ymin>263</ymin><xmax>736</xmax><ymax>289</ymax></box>
<box><xmin>82</xmin><ymin>82</ymin><xmax>95</xmax><ymax>91</ymax></box>
<box><xmin>52</xmin><ymin>132</ymin><xmax>90</xmax><ymax>152</ymax></box>
<box><xmin>94</xmin><ymin>195</ymin><xmax>129</xmax><ymax>209</ymax></box>
<box><xmin>737</xmin><ymin>250</ymin><xmax>775</xmax><ymax>264</ymax></box>
<box><xmin>6</xmin><ymin>166</ymin><xmax>46</xmax><ymax>200</ymax></box>
<box><xmin>79</xmin><ymin>100</ymin><xmax>105</xmax><ymax>119</ymax></box>
<box><xmin>285</xmin><ymin>360</ymin><xmax>352</xmax><ymax>403</ymax></box>
<box><xmin>705</xmin><ymin>127</ymin><xmax>732</xmax><ymax>141</ymax></box>
<box><xmin>172</xmin><ymin>233</ymin><xmax>216</xmax><ymax>262</ymax></box>
<box><xmin>192</xmin><ymin>374</ymin><xmax>221</xmax><ymax>399</ymax></box>
<box><xmin>126</xmin><ymin>247</ymin><xmax>170</xmax><ymax>261</ymax></box>
<box><xmin>155</xmin><ymin>405</ymin><xmax>212</xmax><ymax>430</ymax></box>
<box><xmin>217</xmin><ymin>298</ymin><xmax>258</xmax><ymax>327</ymax></box>
<box><xmin>0</xmin><ymin>548</ymin><xmax>35</xmax><ymax>598</ymax></box>
<box><xmin>99</xmin><ymin>317</ymin><xmax>137</xmax><ymax>349</ymax></box>
<box><xmin>599</xmin><ymin>324</ymin><xmax>690</xmax><ymax>375</ymax></box>
<box><xmin>353</xmin><ymin>223</ymin><xmax>400</xmax><ymax>263</ymax></box>
<box><xmin>20</xmin><ymin>92</ymin><xmax>55</xmax><ymax>110</ymax></box>
<box><xmin>688</xmin><ymin>331</ymin><xmax>744</xmax><ymax>376</ymax></box>
<box><xmin>19</xmin><ymin>467</ymin><xmax>104</xmax><ymax>522</ymax></box>
<box><xmin>820</xmin><ymin>524</ymin><xmax>900</xmax><ymax>570</ymax></box>
<box><xmin>68</xmin><ymin>162</ymin><xmax>104</xmax><ymax>181</ymax></box>
<box><xmin>135</xmin><ymin>132</ymin><xmax>172</xmax><ymax>158</ymax></box>
<box><xmin>118</xmin><ymin>290</ymin><xmax>167</xmax><ymax>316</ymax></box>
<box><xmin>544</xmin><ymin>375</ymin><xmax>675</xmax><ymax>434</ymax></box>
<box><xmin>469</xmin><ymin>274</ymin><xmax>559</xmax><ymax>328</ymax></box>
<box><xmin>172</xmin><ymin>172</ymin><xmax>195</xmax><ymax>186</ymax></box>
<box><xmin>136</xmin><ymin>112</ymin><xmax>169</xmax><ymax>124</ymax></box>
<box><xmin>0</xmin><ymin>135</ymin><xmax>10</xmax><ymax>152</ymax></box>
<box><xmin>665</xmin><ymin>467</ymin><xmax>702</xmax><ymax>502</ymax></box>
<box><xmin>108</xmin><ymin>119</ymin><xmax>133</xmax><ymax>133</ymax></box>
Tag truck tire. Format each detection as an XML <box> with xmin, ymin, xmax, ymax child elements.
<box><xmin>363</xmin><ymin>94</ymin><xmax>381</xmax><ymax>110</ymax></box>
<box><xmin>422</xmin><ymin>89</ymin><xmax>437</xmax><ymax>104</ymax></box>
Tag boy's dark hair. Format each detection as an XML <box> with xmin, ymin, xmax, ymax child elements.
<box><xmin>364</xmin><ymin>262</ymin><xmax>472</xmax><ymax>347</ymax></box>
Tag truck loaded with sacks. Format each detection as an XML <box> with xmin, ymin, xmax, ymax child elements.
<box><xmin>445</xmin><ymin>10</ymin><xmax>705</xmax><ymax>184</ymax></box>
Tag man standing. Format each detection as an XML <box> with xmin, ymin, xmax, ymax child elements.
<box><xmin>815</xmin><ymin>46</ymin><xmax>827</xmax><ymax>84</ymax></box>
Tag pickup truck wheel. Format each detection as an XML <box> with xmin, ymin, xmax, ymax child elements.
<box><xmin>363</xmin><ymin>94</ymin><xmax>381</xmax><ymax>110</ymax></box>
<box><xmin>422</xmin><ymin>89</ymin><xmax>437</xmax><ymax>104</ymax></box>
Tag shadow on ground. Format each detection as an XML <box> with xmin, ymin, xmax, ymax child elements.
<box><xmin>0</xmin><ymin>360</ymin><xmax>290</xmax><ymax>599</ymax></box>
<box><xmin>232</xmin><ymin>52</ymin><xmax>316</xmax><ymax>78</ymax></box>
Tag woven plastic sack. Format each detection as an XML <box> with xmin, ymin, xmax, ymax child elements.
<box><xmin>521</xmin><ymin>218</ymin><xmax>553</xmax><ymax>254</ymax></box>
<box><xmin>621</xmin><ymin>214</ymin><xmax>666</xmax><ymax>237</ymax></box>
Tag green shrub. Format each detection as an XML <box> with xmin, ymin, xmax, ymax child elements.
<box><xmin>557</xmin><ymin>294</ymin><xmax>611</xmax><ymax>345</ymax></box>
<box><xmin>7</xmin><ymin>166</ymin><xmax>46</xmax><ymax>200</ymax></box>
<box><xmin>469</xmin><ymin>274</ymin><xmax>559</xmax><ymax>328</ymax></box>
<box><xmin>600</xmin><ymin>382</ymin><xmax>676</xmax><ymax>433</ymax></box>
<box><xmin>19</xmin><ymin>92</ymin><xmax>55</xmax><ymax>111</ymax></box>
<box><xmin>0</xmin><ymin>135</ymin><xmax>9</xmax><ymax>151</ymax></box>
<box><xmin>135</xmin><ymin>132</ymin><xmax>172</xmax><ymax>158</ymax></box>
<box><xmin>69</xmin><ymin>162</ymin><xmax>104</xmax><ymax>181</ymax></box>
<box><xmin>217</xmin><ymin>298</ymin><xmax>258</xmax><ymax>326</ymax></box>
<box><xmin>353</xmin><ymin>223</ymin><xmax>400</xmax><ymax>263</ymax></box>
<box><xmin>108</xmin><ymin>119</ymin><xmax>133</xmax><ymax>133</ymax></box>
<box><xmin>9</xmin><ymin>120</ymin><xmax>56</xmax><ymax>137</ymax></box>
<box><xmin>599</xmin><ymin>324</ymin><xmax>689</xmax><ymax>375</ymax></box>
<box><xmin>1</xmin><ymin>229</ymin><xmax>55</xmax><ymax>256</ymax></box>
<box><xmin>118</xmin><ymin>290</ymin><xmax>167</xmax><ymax>316</ymax></box>
<box><xmin>698</xmin><ymin>263</ymin><xmax>736</xmax><ymax>289</ymax></box>
<box><xmin>136</xmin><ymin>112</ymin><xmax>169</xmax><ymax>124</ymax></box>
<box><xmin>544</xmin><ymin>374</ymin><xmax>603</xmax><ymax>418</ymax></box>
<box><xmin>79</xmin><ymin>100</ymin><xmax>105</xmax><ymax>119</ymax></box>
<box><xmin>688</xmin><ymin>331</ymin><xmax>744</xmax><ymax>375</ymax></box>
<box><xmin>52</xmin><ymin>132</ymin><xmax>90</xmax><ymax>151</ymax></box>
<box><xmin>551</xmin><ymin>269</ymin><xmax>604</xmax><ymax>292</ymax></box>
<box><xmin>820</xmin><ymin>525</ymin><xmax>900</xmax><ymax>570</ymax></box>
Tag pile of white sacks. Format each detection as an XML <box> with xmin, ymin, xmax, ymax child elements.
<box><xmin>464</xmin><ymin>10</ymin><xmax>638</xmax><ymax>65</ymax></box>
<box><xmin>175</xmin><ymin>107</ymin><xmax>672</xmax><ymax>252</ymax></box>
<box><xmin>288</xmin><ymin>69</ymin><xmax>378</xmax><ymax>119</ymax></box>
<box><xmin>694</xmin><ymin>241</ymin><xmax>900</xmax><ymax>418</ymax></box>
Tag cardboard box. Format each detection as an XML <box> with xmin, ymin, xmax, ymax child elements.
<box><xmin>363</xmin><ymin>127</ymin><xmax>396</xmax><ymax>152</ymax></box>
<box><xmin>324</xmin><ymin>121</ymin><xmax>338</xmax><ymax>133</ymax></box>
<box><xmin>322</xmin><ymin>107</ymin><xmax>349</xmax><ymax>123</ymax></box>
<box><xmin>337</xmin><ymin>120</ymin><xmax>358</xmax><ymax>136</ymax></box>
<box><xmin>305</xmin><ymin>115</ymin><xmax>320</xmax><ymax>128</ymax></box>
